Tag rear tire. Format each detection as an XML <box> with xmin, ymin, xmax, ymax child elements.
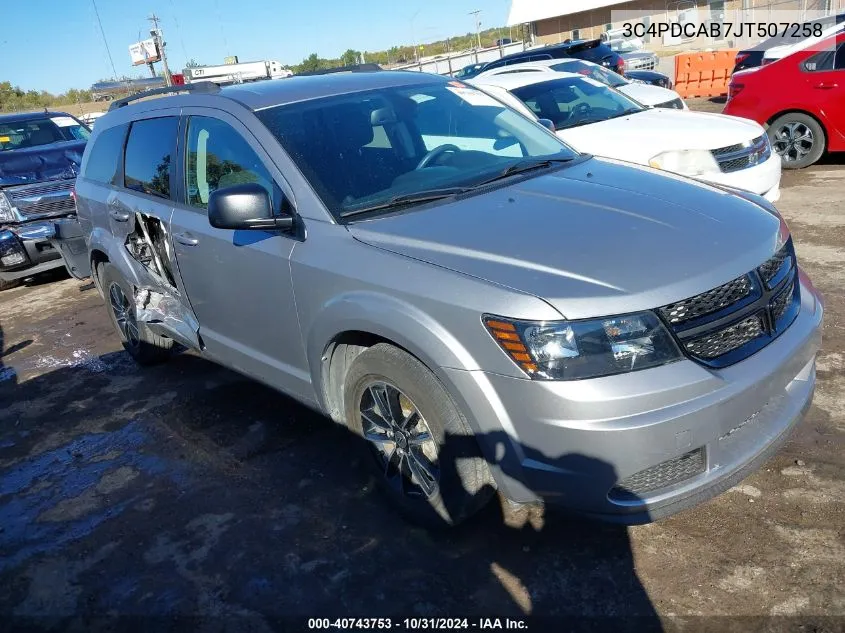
<box><xmin>99</xmin><ymin>263</ymin><xmax>173</xmax><ymax>366</ymax></box>
<box><xmin>343</xmin><ymin>343</ymin><xmax>494</xmax><ymax>528</ymax></box>
<box><xmin>768</xmin><ymin>113</ymin><xmax>825</xmax><ymax>169</ymax></box>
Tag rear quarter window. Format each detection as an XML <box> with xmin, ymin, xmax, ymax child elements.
<box><xmin>123</xmin><ymin>117</ymin><xmax>179</xmax><ymax>199</ymax></box>
<box><xmin>81</xmin><ymin>123</ymin><xmax>128</xmax><ymax>185</ymax></box>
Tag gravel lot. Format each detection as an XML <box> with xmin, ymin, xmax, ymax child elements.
<box><xmin>1</xmin><ymin>103</ymin><xmax>843</xmax><ymax>630</ymax></box>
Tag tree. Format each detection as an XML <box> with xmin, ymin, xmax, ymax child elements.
<box><xmin>297</xmin><ymin>53</ymin><xmax>325</xmax><ymax>73</ymax></box>
<box><xmin>340</xmin><ymin>49</ymin><xmax>360</xmax><ymax>67</ymax></box>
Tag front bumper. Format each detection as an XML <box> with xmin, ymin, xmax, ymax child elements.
<box><xmin>443</xmin><ymin>271</ymin><xmax>823</xmax><ymax>523</ymax></box>
<box><xmin>0</xmin><ymin>222</ymin><xmax>64</xmax><ymax>281</ymax></box>
<box><xmin>703</xmin><ymin>153</ymin><xmax>782</xmax><ymax>203</ymax></box>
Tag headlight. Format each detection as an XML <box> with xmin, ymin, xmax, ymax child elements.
<box><xmin>0</xmin><ymin>192</ymin><xmax>20</xmax><ymax>223</ymax></box>
<box><xmin>483</xmin><ymin>312</ymin><xmax>682</xmax><ymax>380</ymax></box>
<box><xmin>649</xmin><ymin>149</ymin><xmax>720</xmax><ymax>177</ymax></box>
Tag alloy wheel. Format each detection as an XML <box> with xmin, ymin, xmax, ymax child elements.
<box><xmin>109</xmin><ymin>282</ymin><xmax>140</xmax><ymax>348</ymax></box>
<box><xmin>359</xmin><ymin>381</ymin><xmax>440</xmax><ymax>498</ymax></box>
<box><xmin>772</xmin><ymin>122</ymin><xmax>814</xmax><ymax>163</ymax></box>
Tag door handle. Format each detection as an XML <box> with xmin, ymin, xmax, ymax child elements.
<box><xmin>107</xmin><ymin>199</ymin><xmax>131</xmax><ymax>222</ymax></box>
<box><xmin>814</xmin><ymin>82</ymin><xmax>838</xmax><ymax>89</ymax></box>
<box><xmin>173</xmin><ymin>232</ymin><xmax>199</xmax><ymax>247</ymax></box>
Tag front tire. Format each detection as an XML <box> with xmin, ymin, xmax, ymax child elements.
<box><xmin>768</xmin><ymin>113</ymin><xmax>825</xmax><ymax>169</ymax></box>
<box><xmin>343</xmin><ymin>343</ymin><xmax>494</xmax><ymax>528</ymax></box>
<box><xmin>99</xmin><ymin>263</ymin><xmax>173</xmax><ymax>365</ymax></box>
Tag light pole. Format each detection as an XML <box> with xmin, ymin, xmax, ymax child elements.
<box><xmin>410</xmin><ymin>9</ymin><xmax>422</xmax><ymax>63</ymax></box>
<box><xmin>469</xmin><ymin>9</ymin><xmax>482</xmax><ymax>63</ymax></box>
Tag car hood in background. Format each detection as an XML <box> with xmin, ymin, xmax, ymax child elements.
<box><xmin>0</xmin><ymin>140</ymin><xmax>85</xmax><ymax>187</ymax></box>
<box><xmin>348</xmin><ymin>157</ymin><xmax>782</xmax><ymax>319</ymax></box>
<box><xmin>617</xmin><ymin>83</ymin><xmax>683</xmax><ymax>106</ymax></box>
<box><xmin>558</xmin><ymin>108</ymin><xmax>764</xmax><ymax>163</ymax></box>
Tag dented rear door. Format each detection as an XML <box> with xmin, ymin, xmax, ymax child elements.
<box><xmin>112</xmin><ymin>112</ymin><xmax>201</xmax><ymax>350</ymax></box>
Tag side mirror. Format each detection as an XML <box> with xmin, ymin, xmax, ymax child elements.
<box><xmin>537</xmin><ymin>118</ymin><xmax>556</xmax><ymax>132</ymax></box>
<box><xmin>208</xmin><ymin>183</ymin><xmax>294</xmax><ymax>231</ymax></box>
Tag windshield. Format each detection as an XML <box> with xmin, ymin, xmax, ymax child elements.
<box><xmin>0</xmin><ymin>116</ymin><xmax>90</xmax><ymax>151</ymax></box>
<box><xmin>550</xmin><ymin>60</ymin><xmax>628</xmax><ymax>87</ymax></box>
<box><xmin>256</xmin><ymin>81</ymin><xmax>578</xmax><ymax>219</ymax></box>
<box><xmin>510</xmin><ymin>76</ymin><xmax>644</xmax><ymax>131</ymax></box>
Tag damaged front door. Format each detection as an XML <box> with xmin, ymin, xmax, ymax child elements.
<box><xmin>115</xmin><ymin>115</ymin><xmax>201</xmax><ymax>351</ymax></box>
<box><xmin>169</xmin><ymin>111</ymin><xmax>311</xmax><ymax>401</ymax></box>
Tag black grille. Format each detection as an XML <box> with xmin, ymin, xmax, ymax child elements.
<box><xmin>711</xmin><ymin>135</ymin><xmax>771</xmax><ymax>174</ymax></box>
<box><xmin>655</xmin><ymin>97</ymin><xmax>684</xmax><ymax>110</ymax></box>
<box><xmin>758</xmin><ymin>244</ymin><xmax>792</xmax><ymax>288</ymax></box>
<box><xmin>771</xmin><ymin>280</ymin><xmax>795</xmax><ymax>323</ymax></box>
<box><xmin>685</xmin><ymin>314</ymin><xmax>765</xmax><ymax>359</ymax></box>
<box><xmin>658</xmin><ymin>238</ymin><xmax>800</xmax><ymax>368</ymax></box>
<box><xmin>659</xmin><ymin>275</ymin><xmax>753</xmax><ymax>325</ymax></box>
<box><xmin>711</xmin><ymin>141</ymin><xmax>746</xmax><ymax>156</ymax></box>
<box><xmin>719</xmin><ymin>156</ymin><xmax>754</xmax><ymax>172</ymax></box>
<box><xmin>610</xmin><ymin>448</ymin><xmax>706</xmax><ymax>499</ymax></box>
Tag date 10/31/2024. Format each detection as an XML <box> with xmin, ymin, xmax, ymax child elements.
<box><xmin>307</xmin><ymin>617</ymin><xmax>528</xmax><ymax>630</ymax></box>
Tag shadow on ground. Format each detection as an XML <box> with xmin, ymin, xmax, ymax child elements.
<box><xmin>0</xmin><ymin>322</ymin><xmax>661</xmax><ymax>631</ymax></box>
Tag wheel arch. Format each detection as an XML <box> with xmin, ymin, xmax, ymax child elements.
<box><xmin>90</xmin><ymin>248</ymin><xmax>109</xmax><ymax>297</ymax></box>
<box><xmin>305</xmin><ymin>292</ymin><xmax>483</xmax><ymax>429</ymax></box>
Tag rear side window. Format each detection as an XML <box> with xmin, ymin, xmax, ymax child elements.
<box><xmin>123</xmin><ymin>117</ymin><xmax>179</xmax><ymax>199</ymax></box>
<box><xmin>804</xmin><ymin>42</ymin><xmax>845</xmax><ymax>71</ymax></box>
<box><xmin>82</xmin><ymin>123</ymin><xmax>127</xmax><ymax>185</ymax></box>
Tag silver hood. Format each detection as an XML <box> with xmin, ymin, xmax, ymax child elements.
<box><xmin>348</xmin><ymin>157</ymin><xmax>784</xmax><ymax>320</ymax></box>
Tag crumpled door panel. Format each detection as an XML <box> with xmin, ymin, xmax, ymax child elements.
<box><xmin>121</xmin><ymin>211</ymin><xmax>201</xmax><ymax>351</ymax></box>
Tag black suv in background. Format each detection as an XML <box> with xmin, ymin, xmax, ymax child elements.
<box><xmin>0</xmin><ymin>111</ymin><xmax>89</xmax><ymax>289</ymax></box>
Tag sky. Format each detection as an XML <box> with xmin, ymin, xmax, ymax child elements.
<box><xmin>2</xmin><ymin>0</ymin><xmax>513</xmax><ymax>94</ymax></box>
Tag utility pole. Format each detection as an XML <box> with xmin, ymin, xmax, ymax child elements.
<box><xmin>469</xmin><ymin>9</ymin><xmax>482</xmax><ymax>63</ymax></box>
<box><xmin>148</xmin><ymin>13</ymin><xmax>172</xmax><ymax>86</ymax></box>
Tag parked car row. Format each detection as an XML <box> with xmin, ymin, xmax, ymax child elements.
<box><xmin>469</xmin><ymin>71</ymin><xmax>781</xmax><ymax>202</ymax></box>
<box><xmin>454</xmin><ymin>39</ymin><xmax>673</xmax><ymax>89</ymax></box>
<box><xmin>473</xmin><ymin>58</ymin><xmax>685</xmax><ymax>109</ymax></box>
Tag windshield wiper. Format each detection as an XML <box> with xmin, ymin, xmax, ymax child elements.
<box><xmin>472</xmin><ymin>157</ymin><xmax>577</xmax><ymax>187</ymax></box>
<box><xmin>339</xmin><ymin>187</ymin><xmax>469</xmax><ymax>218</ymax></box>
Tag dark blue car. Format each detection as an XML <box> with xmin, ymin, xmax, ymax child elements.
<box><xmin>0</xmin><ymin>110</ymin><xmax>89</xmax><ymax>289</ymax></box>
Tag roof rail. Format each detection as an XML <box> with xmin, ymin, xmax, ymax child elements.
<box><xmin>108</xmin><ymin>82</ymin><xmax>221</xmax><ymax>111</ymax></box>
<box><xmin>294</xmin><ymin>63</ymin><xmax>383</xmax><ymax>77</ymax></box>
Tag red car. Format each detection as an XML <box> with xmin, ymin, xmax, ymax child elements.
<box><xmin>724</xmin><ymin>32</ymin><xmax>844</xmax><ymax>169</ymax></box>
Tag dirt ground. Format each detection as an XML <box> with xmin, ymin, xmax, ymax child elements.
<box><xmin>1</xmin><ymin>116</ymin><xmax>844</xmax><ymax>630</ymax></box>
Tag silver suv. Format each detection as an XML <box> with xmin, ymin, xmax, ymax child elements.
<box><xmin>63</xmin><ymin>72</ymin><xmax>823</xmax><ymax>527</ymax></box>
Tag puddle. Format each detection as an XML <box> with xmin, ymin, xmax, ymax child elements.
<box><xmin>0</xmin><ymin>420</ymin><xmax>190</xmax><ymax>572</ymax></box>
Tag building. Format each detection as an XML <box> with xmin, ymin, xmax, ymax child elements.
<box><xmin>507</xmin><ymin>0</ymin><xmax>845</xmax><ymax>52</ymax></box>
